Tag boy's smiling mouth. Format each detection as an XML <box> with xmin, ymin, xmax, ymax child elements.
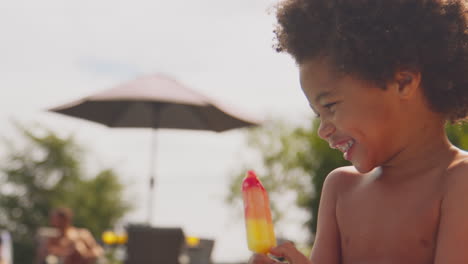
<box><xmin>331</xmin><ymin>139</ymin><xmax>355</xmax><ymax>153</ymax></box>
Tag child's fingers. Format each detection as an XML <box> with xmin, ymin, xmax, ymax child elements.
<box><xmin>269</xmin><ymin>241</ymin><xmax>295</xmax><ymax>256</ymax></box>
<box><xmin>269</xmin><ymin>242</ymin><xmax>311</xmax><ymax>264</ymax></box>
<box><xmin>248</xmin><ymin>253</ymin><xmax>278</xmax><ymax>264</ymax></box>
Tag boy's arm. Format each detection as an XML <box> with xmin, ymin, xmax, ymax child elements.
<box><xmin>434</xmin><ymin>162</ymin><xmax>468</xmax><ymax>263</ymax></box>
<box><xmin>309</xmin><ymin>169</ymin><xmax>343</xmax><ymax>264</ymax></box>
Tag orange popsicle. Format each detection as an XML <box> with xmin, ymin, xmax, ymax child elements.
<box><xmin>242</xmin><ymin>170</ymin><xmax>276</xmax><ymax>254</ymax></box>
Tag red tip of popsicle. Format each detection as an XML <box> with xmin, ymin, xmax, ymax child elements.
<box><xmin>247</xmin><ymin>170</ymin><xmax>256</xmax><ymax>178</ymax></box>
<box><xmin>242</xmin><ymin>170</ymin><xmax>265</xmax><ymax>191</ymax></box>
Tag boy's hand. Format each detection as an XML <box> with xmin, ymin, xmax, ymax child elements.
<box><xmin>248</xmin><ymin>242</ymin><xmax>312</xmax><ymax>264</ymax></box>
<box><xmin>270</xmin><ymin>241</ymin><xmax>312</xmax><ymax>264</ymax></box>
<box><xmin>248</xmin><ymin>253</ymin><xmax>276</xmax><ymax>264</ymax></box>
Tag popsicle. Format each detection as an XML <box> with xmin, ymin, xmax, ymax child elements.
<box><xmin>242</xmin><ymin>170</ymin><xmax>276</xmax><ymax>254</ymax></box>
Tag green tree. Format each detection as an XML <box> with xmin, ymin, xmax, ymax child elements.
<box><xmin>0</xmin><ymin>124</ymin><xmax>131</xmax><ymax>264</ymax></box>
<box><xmin>69</xmin><ymin>169</ymin><xmax>130</xmax><ymax>239</ymax></box>
<box><xmin>227</xmin><ymin>118</ymin><xmax>468</xmax><ymax>243</ymax></box>
<box><xmin>446</xmin><ymin>121</ymin><xmax>468</xmax><ymax>150</ymax></box>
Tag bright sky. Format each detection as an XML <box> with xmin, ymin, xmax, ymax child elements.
<box><xmin>0</xmin><ymin>0</ymin><xmax>313</xmax><ymax>262</ymax></box>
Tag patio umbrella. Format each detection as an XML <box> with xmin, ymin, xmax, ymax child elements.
<box><xmin>48</xmin><ymin>73</ymin><xmax>262</xmax><ymax>224</ymax></box>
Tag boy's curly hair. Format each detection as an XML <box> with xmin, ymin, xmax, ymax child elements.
<box><xmin>274</xmin><ymin>0</ymin><xmax>468</xmax><ymax>121</ymax></box>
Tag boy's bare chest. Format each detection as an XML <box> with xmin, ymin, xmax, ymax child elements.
<box><xmin>336</xmin><ymin>179</ymin><xmax>442</xmax><ymax>263</ymax></box>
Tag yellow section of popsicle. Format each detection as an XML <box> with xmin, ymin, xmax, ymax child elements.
<box><xmin>242</xmin><ymin>170</ymin><xmax>276</xmax><ymax>254</ymax></box>
<box><xmin>245</xmin><ymin>218</ymin><xmax>276</xmax><ymax>254</ymax></box>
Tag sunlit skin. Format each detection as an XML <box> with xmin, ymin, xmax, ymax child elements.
<box><xmin>248</xmin><ymin>58</ymin><xmax>468</xmax><ymax>264</ymax></box>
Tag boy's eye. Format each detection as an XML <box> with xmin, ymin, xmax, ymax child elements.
<box><xmin>323</xmin><ymin>102</ymin><xmax>337</xmax><ymax>111</ymax></box>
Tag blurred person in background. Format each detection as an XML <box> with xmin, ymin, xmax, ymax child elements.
<box><xmin>0</xmin><ymin>236</ymin><xmax>7</xmax><ymax>264</ymax></box>
<box><xmin>36</xmin><ymin>207</ymin><xmax>103</xmax><ymax>264</ymax></box>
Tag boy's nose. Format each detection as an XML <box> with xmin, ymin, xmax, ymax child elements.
<box><xmin>317</xmin><ymin>120</ymin><xmax>335</xmax><ymax>140</ymax></box>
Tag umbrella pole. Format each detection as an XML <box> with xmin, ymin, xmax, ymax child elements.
<box><xmin>147</xmin><ymin>130</ymin><xmax>157</xmax><ymax>225</ymax></box>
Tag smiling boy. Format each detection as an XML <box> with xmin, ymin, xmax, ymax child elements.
<box><xmin>249</xmin><ymin>0</ymin><xmax>468</xmax><ymax>264</ymax></box>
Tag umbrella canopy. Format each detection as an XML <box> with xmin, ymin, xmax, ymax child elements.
<box><xmin>48</xmin><ymin>74</ymin><xmax>262</xmax><ymax>224</ymax></box>
<box><xmin>49</xmin><ymin>74</ymin><xmax>260</xmax><ymax>131</ymax></box>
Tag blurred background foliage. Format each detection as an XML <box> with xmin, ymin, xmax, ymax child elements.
<box><xmin>227</xmin><ymin>117</ymin><xmax>468</xmax><ymax>245</ymax></box>
<box><xmin>0</xmin><ymin>123</ymin><xmax>131</xmax><ymax>264</ymax></box>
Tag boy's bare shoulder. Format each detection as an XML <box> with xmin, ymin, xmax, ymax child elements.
<box><xmin>433</xmin><ymin>151</ymin><xmax>468</xmax><ymax>264</ymax></box>
<box><xmin>323</xmin><ymin>166</ymin><xmax>367</xmax><ymax>194</ymax></box>
<box><xmin>444</xmin><ymin>150</ymin><xmax>468</xmax><ymax>189</ymax></box>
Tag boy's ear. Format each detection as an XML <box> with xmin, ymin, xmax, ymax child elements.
<box><xmin>390</xmin><ymin>71</ymin><xmax>421</xmax><ymax>99</ymax></box>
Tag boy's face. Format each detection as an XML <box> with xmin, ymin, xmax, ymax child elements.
<box><xmin>299</xmin><ymin>58</ymin><xmax>403</xmax><ymax>173</ymax></box>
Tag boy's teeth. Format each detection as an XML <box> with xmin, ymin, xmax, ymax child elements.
<box><xmin>337</xmin><ymin>140</ymin><xmax>354</xmax><ymax>152</ymax></box>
